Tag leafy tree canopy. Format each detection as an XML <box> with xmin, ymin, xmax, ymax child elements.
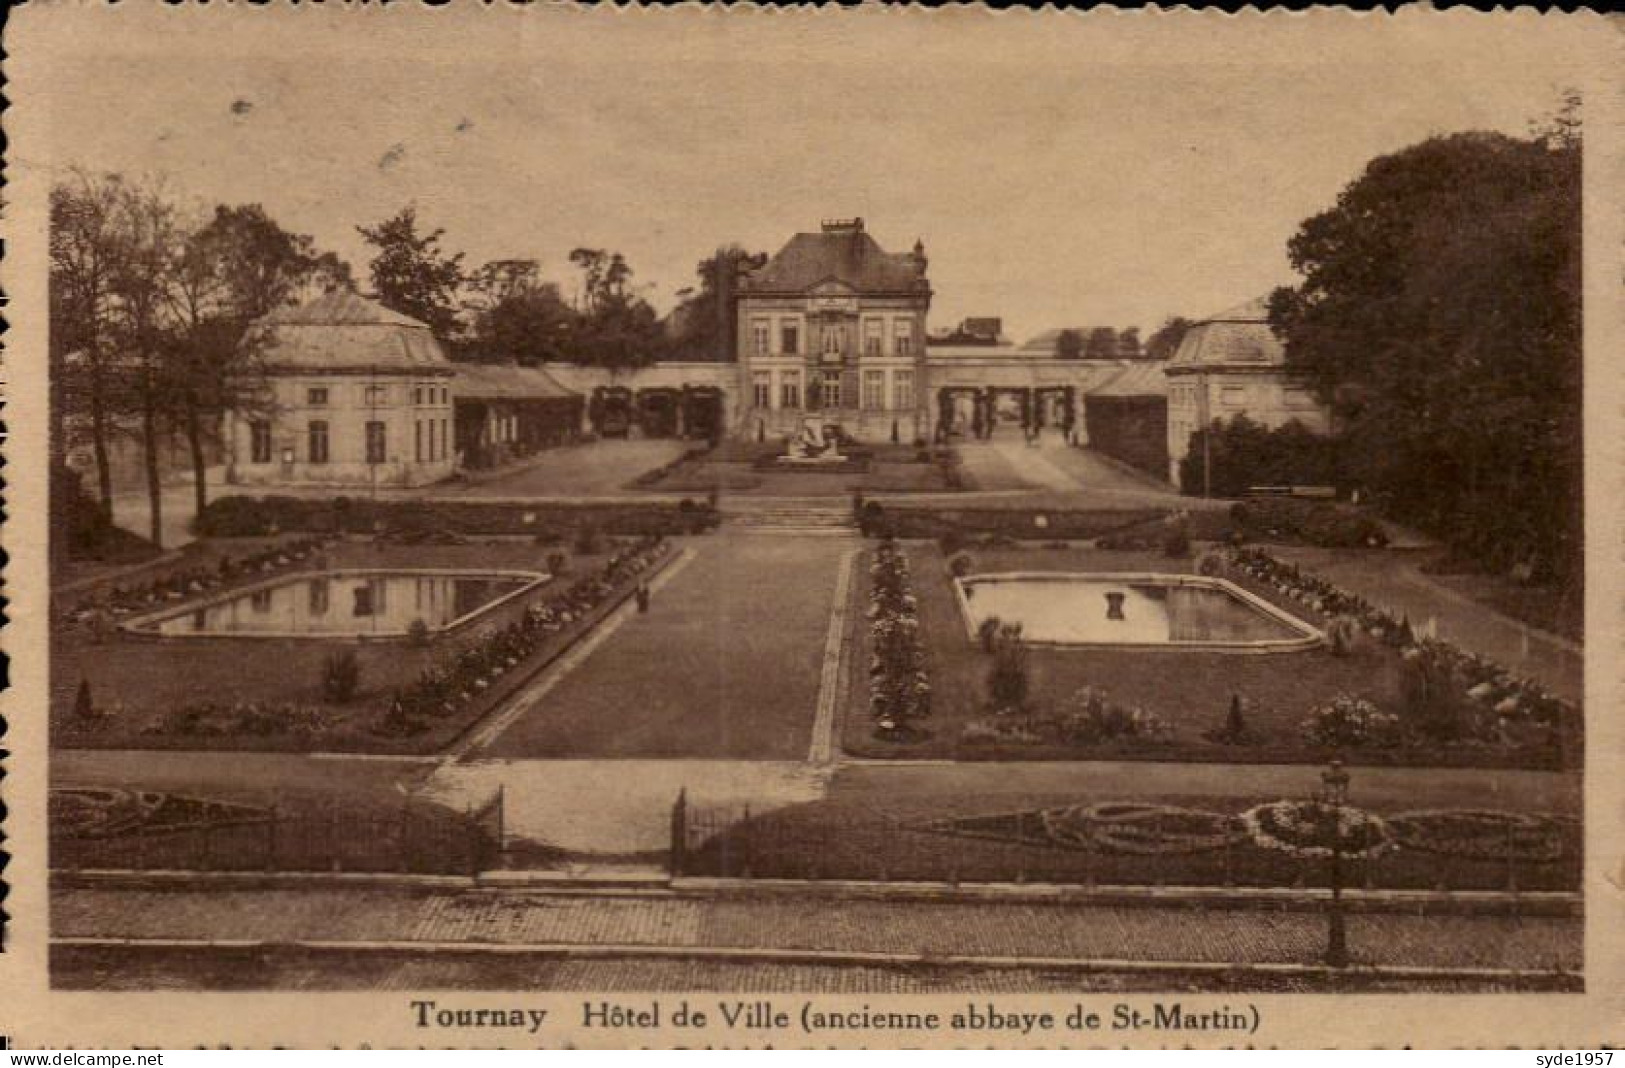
<box><xmin>357</xmin><ymin>206</ymin><xmax>466</xmax><ymax>339</ymax></box>
<box><xmin>1269</xmin><ymin>125</ymin><xmax>1581</xmax><ymax>580</ymax></box>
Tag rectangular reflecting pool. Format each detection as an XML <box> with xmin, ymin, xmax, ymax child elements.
<box><xmin>956</xmin><ymin>572</ymin><xmax>1322</xmax><ymax>652</ymax></box>
<box><xmin>124</xmin><ymin>569</ymin><xmax>547</xmax><ymax>639</ymax></box>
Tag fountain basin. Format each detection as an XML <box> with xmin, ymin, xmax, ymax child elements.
<box><xmin>120</xmin><ymin>569</ymin><xmax>548</xmax><ymax>640</ymax></box>
<box><xmin>955</xmin><ymin>572</ymin><xmax>1323</xmax><ymax>653</ymax></box>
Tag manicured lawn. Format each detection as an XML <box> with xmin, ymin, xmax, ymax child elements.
<box><xmin>842</xmin><ymin>542</ymin><xmax>1563</xmax><ymax>768</ymax></box>
<box><xmin>53</xmin><ymin>538</ymin><xmax>643</xmax><ymax>754</ymax></box>
<box><xmin>475</xmin><ymin>535</ymin><xmax>849</xmax><ymax>759</ymax></box>
<box><xmin>683</xmin><ymin>789</ymin><xmax>1581</xmax><ymax>892</ymax></box>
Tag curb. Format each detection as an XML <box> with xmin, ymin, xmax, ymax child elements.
<box><xmin>49</xmin><ymin>936</ymin><xmax>1580</xmax><ymax>984</ymax></box>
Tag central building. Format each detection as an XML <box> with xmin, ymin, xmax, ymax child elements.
<box><xmin>736</xmin><ymin>218</ymin><xmax>932</xmax><ymax>442</ymax></box>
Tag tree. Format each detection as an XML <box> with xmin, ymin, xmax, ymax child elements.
<box><xmin>50</xmin><ymin>171</ymin><xmax>129</xmax><ymax>517</ymax></box>
<box><xmin>1268</xmin><ymin>127</ymin><xmax>1581</xmax><ymax>581</ymax></box>
<box><xmin>1084</xmin><ymin>326</ymin><xmax>1118</xmax><ymax>359</ymax></box>
<box><xmin>104</xmin><ymin>177</ymin><xmax>182</xmax><ymax>548</ymax></box>
<box><xmin>1118</xmin><ymin>326</ymin><xmax>1142</xmax><ymax>357</ymax></box>
<box><xmin>357</xmin><ymin>207</ymin><xmax>465</xmax><ymax>338</ymax></box>
<box><xmin>1144</xmin><ymin>316</ymin><xmax>1193</xmax><ymax>361</ymax></box>
<box><xmin>196</xmin><ymin>204</ymin><xmax>354</xmax><ymax>321</ymax></box>
<box><xmin>464</xmin><ymin>258</ymin><xmax>577</xmax><ymax>365</ymax></box>
<box><xmin>567</xmin><ymin>248</ymin><xmax>662</xmax><ymax>371</ymax></box>
<box><xmin>1054</xmin><ymin>328</ymin><xmax>1083</xmax><ymax>361</ymax></box>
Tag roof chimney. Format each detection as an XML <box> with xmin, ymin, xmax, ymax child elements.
<box><xmin>821</xmin><ymin>217</ymin><xmax>864</xmax><ymax>235</ymax></box>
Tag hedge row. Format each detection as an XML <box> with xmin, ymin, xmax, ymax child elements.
<box><xmin>195</xmin><ymin>495</ymin><xmax>720</xmax><ymax>539</ymax></box>
<box><xmin>860</xmin><ymin>504</ymin><xmax>1169</xmax><ymax>542</ymax></box>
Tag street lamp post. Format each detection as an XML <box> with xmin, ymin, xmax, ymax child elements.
<box><xmin>1316</xmin><ymin>758</ymin><xmax>1352</xmax><ymax>968</ymax></box>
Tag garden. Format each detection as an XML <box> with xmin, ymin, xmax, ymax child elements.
<box><xmin>841</xmin><ymin>536</ymin><xmax>1578</xmax><ymax>769</ymax></box>
<box><xmin>679</xmin><ymin>789</ymin><xmax>1580</xmax><ymax>892</ymax></box>
<box><xmin>53</xmin><ymin>532</ymin><xmax>677</xmax><ymax>754</ymax></box>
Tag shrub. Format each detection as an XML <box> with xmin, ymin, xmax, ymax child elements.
<box><xmin>1162</xmin><ymin>521</ymin><xmax>1191</xmax><ymax>558</ymax></box>
<box><xmin>1399</xmin><ymin>644</ymin><xmax>1476</xmax><ymax>742</ymax></box>
<box><xmin>1299</xmin><ymin>695</ymin><xmax>1402</xmax><ymax>749</ymax></box>
<box><xmin>406</xmin><ymin>618</ymin><xmax>431</xmax><ymax>646</ymax></box>
<box><xmin>1232</xmin><ymin>498</ymin><xmax>1387</xmax><ymax>549</ymax></box>
<box><xmin>1204</xmin><ymin>693</ymin><xmax>1255</xmax><ymax>745</ymax></box>
<box><xmin>321</xmin><ymin>649</ymin><xmax>362</xmax><ymax>704</ymax></box>
<box><xmin>1325</xmin><ymin>615</ymin><xmax>1361</xmax><ymax>657</ymax></box>
<box><xmin>976</xmin><ymin>615</ymin><xmax>1003</xmax><ymax>654</ymax></box>
<box><xmin>1195</xmin><ymin>549</ymin><xmax>1226</xmax><ymax>577</ymax></box>
<box><xmin>859</xmin><ymin>501</ymin><xmax>889</xmax><ymax>537</ymax></box>
<box><xmin>947</xmin><ymin>552</ymin><xmax>975</xmax><ymax>579</ymax></box>
<box><xmin>73</xmin><ymin>678</ymin><xmax>96</xmax><ymax>720</ymax></box>
<box><xmin>546</xmin><ymin>551</ymin><xmax>568</xmax><ymax>576</ymax></box>
<box><xmin>573</xmin><ymin>526</ymin><xmax>604</xmax><ymax>555</ymax></box>
<box><xmin>1054</xmin><ymin>685</ymin><xmax>1172</xmax><ymax>745</ymax></box>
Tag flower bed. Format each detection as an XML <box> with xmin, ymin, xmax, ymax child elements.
<box><xmin>377</xmin><ymin>536</ymin><xmax>671</xmax><ymax>737</ymax></box>
<box><xmin>866</xmin><ymin>538</ymin><xmax>932</xmax><ymax>738</ymax></box>
<box><xmin>684</xmin><ymin>793</ymin><xmax>1581</xmax><ymax>891</ymax></box>
<box><xmin>59</xmin><ymin>535</ymin><xmax>338</xmax><ymax>634</ymax></box>
<box><xmin>49</xmin><ymin>787</ymin><xmax>268</xmax><ymax>839</ymax></box>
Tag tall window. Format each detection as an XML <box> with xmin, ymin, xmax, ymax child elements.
<box><xmin>893</xmin><ymin>369</ymin><xmax>916</xmax><ymax>411</ymax></box>
<box><xmin>250</xmin><ymin>421</ymin><xmax>272</xmax><ymax>464</ymax></box>
<box><xmin>780</xmin><ymin>321</ymin><xmax>800</xmax><ymax>355</ymax></box>
<box><xmin>415</xmin><ymin>420</ymin><xmax>424</xmax><ymax>463</ymax></box>
<box><xmin>307</xmin><ymin>386</ymin><xmax>329</xmax><ymax>407</ymax></box>
<box><xmin>820</xmin><ymin>371</ymin><xmax>842</xmax><ymax>409</ymax></box>
<box><xmin>892</xmin><ymin>318</ymin><xmax>913</xmax><ymax>356</ymax></box>
<box><xmin>752</xmin><ymin>371</ymin><xmax>772</xmax><ymax>409</ymax></box>
<box><xmin>752</xmin><ymin>319</ymin><xmax>771</xmax><ymax>356</ymax></box>
<box><xmin>308</xmin><ymin>420</ymin><xmax>330</xmax><ymax>464</ymax></box>
<box><xmin>366</xmin><ymin>421</ymin><xmax>387</xmax><ymax>464</ymax></box>
<box><xmin>441</xmin><ymin>418</ymin><xmax>449</xmax><ymax>460</ymax></box>
<box><xmin>862</xmin><ymin>369</ymin><xmax>885</xmax><ymax>411</ymax></box>
<box><xmin>822</xmin><ymin>323</ymin><xmax>844</xmax><ymax>358</ymax></box>
<box><xmin>780</xmin><ymin>369</ymin><xmax>802</xmax><ymax>410</ymax></box>
<box><xmin>863</xmin><ymin>318</ymin><xmax>884</xmax><ymax>357</ymax></box>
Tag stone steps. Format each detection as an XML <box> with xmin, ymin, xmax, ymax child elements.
<box><xmin>725</xmin><ymin>505</ymin><xmax>858</xmax><ymax>535</ymax></box>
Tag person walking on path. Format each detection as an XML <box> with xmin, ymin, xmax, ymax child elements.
<box><xmin>635</xmin><ymin>582</ymin><xmax>651</xmax><ymax>614</ymax></box>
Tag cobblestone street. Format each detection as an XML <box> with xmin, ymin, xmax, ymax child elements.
<box><xmin>54</xmin><ymin>886</ymin><xmax>1580</xmax><ymax>976</ymax></box>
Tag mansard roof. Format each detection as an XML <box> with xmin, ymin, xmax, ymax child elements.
<box><xmin>252</xmin><ymin>290</ymin><xmax>452</xmax><ymax>375</ymax></box>
<box><xmin>1167</xmin><ymin>296</ymin><xmax>1285</xmax><ymax>370</ymax></box>
<box><xmin>741</xmin><ymin>221</ymin><xmax>930</xmax><ymax>296</ymax></box>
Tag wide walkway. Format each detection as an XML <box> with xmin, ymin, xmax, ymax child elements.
<box><xmin>470</xmin><ymin>534</ymin><xmax>851</xmax><ymax>760</ymax></box>
<box><xmin>54</xmin><ymin>886</ymin><xmax>1579</xmax><ymax>974</ymax></box>
<box><xmin>436</xmin><ymin>438</ymin><xmax>690</xmax><ymax>497</ymax></box>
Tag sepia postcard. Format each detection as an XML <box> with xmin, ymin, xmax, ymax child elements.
<box><xmin>1</xmin><ymin>1</ymin><xmax>1622</xmax><ymax>1050</ymax></box>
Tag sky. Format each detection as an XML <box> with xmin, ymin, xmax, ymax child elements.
<box><xmin>27</xmin><ymin>7</ymin><xmax>1589</xmax><ymax>344</ymax></box>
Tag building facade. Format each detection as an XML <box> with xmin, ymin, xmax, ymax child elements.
<box><xmin>225</xmin><ymin>291</ymin><xmax>456</xmax><ymax>489</ymax></box>
<box><xmin>735</xmin><ymin>219</ymin><xmax>932</xmax><ymax>442</ymax></box>
<box><xmin>1164</xmin><ymin>297</ymin><xmax>1332</xmax><ymax>488</ymax></box>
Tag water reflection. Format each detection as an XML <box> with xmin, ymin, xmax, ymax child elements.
<box><xmin>962</xmin><ymin>577</ymin><xmax>1308</xmax><ymax>645</ymax></box>
<box><xmin>147</xmin><ymin>572</ymin><xmax>535</xmax><ymax>637</ymax></box>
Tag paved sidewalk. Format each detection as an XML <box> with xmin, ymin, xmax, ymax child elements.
<box><xmin>53</xmin><ymin>886</ymin><xmax>1580</xmax><ymax>973</ymax></box>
